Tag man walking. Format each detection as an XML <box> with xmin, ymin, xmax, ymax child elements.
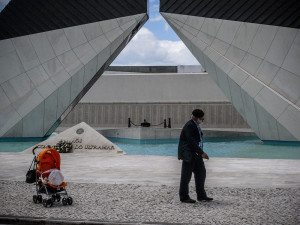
<box><xmin>178</xmin><ymin>109</ymin><xmax>213</xmax><ymax>203</ymax></box>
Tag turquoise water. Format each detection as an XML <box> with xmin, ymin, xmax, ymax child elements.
<box><xmin>0</xmin><ymin>137</ymin><xmax>50</xmax><ymax>152</ymax></box>
<box><xmin>0</xmin><ymin>141</ymin><xmax>39</xmax><ymax>152</ymax></box>
<box><xmin>109</xmin><ymin>137</ymin><xmax>300</xmax><ymax>159</ymax></box>
<box><xmin>1</xmin><ymin>136</ymin><xmax>300</xmax><ymax>159</ymax></box>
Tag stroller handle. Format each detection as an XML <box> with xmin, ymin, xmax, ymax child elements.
<box><xmin>32</xmin><ymin>146</ymin><xmax>38</xmax><ymax>155</ymax></box>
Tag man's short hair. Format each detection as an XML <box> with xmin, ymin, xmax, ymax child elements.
<box><xmin>192</xmin><ymin>109</ymin><xmax>204</xmax><ymax>118</ymax></box>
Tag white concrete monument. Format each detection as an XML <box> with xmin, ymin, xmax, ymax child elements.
<box><xmin>0</xmin><ymin>0</ymin><xmax>147</xmax><ymax>138</ymax></box>
<box><xmin>160</xmin><ymin>0</ymin><xmax>300</xmax><ymax>142</ymax></box>
<box><xmin>23</xmin><ymin>122</ymin><xmax>124</xmax><ymax>155</ymax></box>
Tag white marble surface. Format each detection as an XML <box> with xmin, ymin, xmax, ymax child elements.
<box><xmin>167</xmin><ymin>16</ymin><xmax>184</xmax><ymax>31</ymax></box>
<box><xmin>183</xmin><ymin>23</ymin><xmax>199</xmax><ymax>37</ymax></box>
<box><xmin>215</xmin><ymin>67</ymin><xmax>232</xmax><ymax>101</ymax></box>
<box><xmin>255</xmin><ymin>60</ymin><xmax>280</xmax><ymax>85</ymax></box>
<box><xmin>166</xmin><ymin>15</ymin><xmax>300</xmax><ymax>141</ymax></box>
<box><xmin>35</xmin><ymin>78</ymin><xmax>56</xmax><ymax>99</ymax></box>
<box><xmin>270</xmin><ymin>68</ymin><xmax>300</xmax><ymax>103</ymax></box>
<box><xmin>82</xmin><ymin>22</ymin><xmax>103</xmax><ymax>42</ymax></box>
<box><xmin>0</xmin><ymin>51</ymin><xmax>25</xmax><ymax>84</ymax></box>
<box><xmin>1</xmin><ymin>73</ymin><xmax>35</xmax><ymax>103</ymax></box>
<box><xmin>228</xmin><ymin>78</ymin><xmax>246</xmax><ymax>118</ymax></box>
<box><xmin>0</xmin><ymin>14</ymin><xmax>144</xmax><ymax>138</ymax></box>
<box><xmin>216</xmin><ymin>19</ymin><xmax>240</xmax><ymax>44</ymax></box>
<box><xmin>89</xmin><ymin>34</ymin><xmax>110</xmax><ymax>53</ymax></box>
<box><xmin>241</xmin><ymin>76</ymin><xmax>264</xmax><ymax>98</ymax></box>
<box><xmin>184</xmin><ymin>15</ymin><xmax>204</xmax><ymax>30</ymax></box>
<box><xmin>265</xmin><ymin>27</ymin><xmax>297</xmax><ymax>67</ymax></box>
<box><xmin>241</xmin><ymin>91</ymin><xmax>260</xmax><ymax>136</ymax></box>
<box><xmin>58</xmin><ymin>50</ymin><xmax>83</xmax><ymax>76</ymax></box>
<box><xmin>56</xmin><ymin>80</ymin><xmax>71</xmax><ymax>117</ymax></box>
<box><xmin>0</xmin><ymin>86</ymin><xmax>10</xmax><ymax>111</ymax></box>
<box><xmin>121</xmin><ymin>20</ymin><xmax>138</xmax><ymax>38</ymax></box>
<box><xmin>117</xmin><ymin>15</ymin><xmax>134</xmax><ymax>27</ymax></box>
<box><xmin>11</xmin><ymin>89</ymin><xmax>44</xmax><ymax>118</ymax></box>
<box><xmin>248</xmin><ymin>24</ymin><xmax>278</xmax><ymax>59</ymax></box>
<box><xmin>231</xmin><ymin>22</ymin><xmax>258</xmax><ymax>52</ymax></box>
<box><xmin>255</xmin><ymin>87</ymin><xmax>289</xmax><ymax>119</ymax></box>
<box><xmin>0</xmin><ymin>39</ymin><xmax>14</xmax><ymax>57</ymax></box>
<box><xmin>200</xmin><ymin>18</ymin><xmax>222</xmax><ymax>39</ymax></box>
<box><xmin>276</xmin><ymin>120</ymin><xmax>297</xmax><ymax>141</ymax></box>
<box><xmin>282</xmin><ymin>30</ymin><xmax>300</xmax><ymax>76</ymax></box>
<box><xmin>170</xmin><ymin>13</ymin><xmax>187</xmax><ymax>25</ymax></box>
<box><xmin>73</xmin><ymin>42</ymin><xmax>97</xmax><ymax>65</ymax></box>
<box><xmin>0</xmin><ymin>105</ymin><xmax>21</xmax><ymax>136</ymax></box>
<box><xmin>211</xmin><ymin>38</ymin><xmax>230</xmax><ymax>55</ymax></box>
<box><xmin>47</xmin><ymin>29</ymin><xmax>71</xmax><ymax>56</ymax></box>
<box><xmin>83</xmin><ymin>57</ymin><xmax>98</xmax><ymax>86</ymax></box>
<box><xmin>50</xmin><ymin>67</ymin><xmax>70</xmax><ymax>87</ymax></box>
<box><xmin>254</xmin><ymin>101</ymin><xmax>280</xmax><ymax>140</ymax></box>
<box><xmin>99</xmin><ymin>18</ymin><xmax>119</xmax><ymax>34</ymax></box>
<box><xmin>228</xmin><ymin>66</ymin><xmax>249</xmax><ymax>86</ymax></box>
<box><xmin>64</xmin><ymin>26</ymin><xmax>87</xmax><ymax>49</ymax></box>
<box><xmin>134</xmin><ymin>13</ymin><xmax>146</xmax><ymax>23</ymax></box>
<box><xmin>13</xmin><ymin>36</ymin><xmax>40</xmax><ymax>71</ymax></box>
<box><xmin>239</xmin><ymin>53</ymin><xmax>262</xmax><ymax>75</ymax></box>
<box><xmin>108</xmin><ymin>29</ymin><xmax>124</xmax><ymax>53</ymax></box>
<box><xmin>277</xmin><ymin>105</ymin><xmax>300</xmax><ymax>140</ymax></box>
<box><xmin>22</xmin><ymin>102</ymin><xmax>44</xmax><ymax>137</ymax></box>
<box><xmin>30</xmin><ymin>32</ymin><xmax>56</xmax><ymax>64</ymax></box>
<box><xmin>203</xmin><ymin>52</ymin><xmax>219</xmax><ymax>84</ymax></box>
<box><xmin>197</xmin><ymin>30</ymin><xmax>214</xmax><ymax>45</ymax></box>
<box><xmin>97</xmin><ymin>46</ymin><xmax>111</xmax><ymax>71</ymax></box>
<box><xmin>43</xmin><ymin>91</ymin><xmax>58</xmax><ymax>133</ymax></box>
<box><xmin>70</xmin><ymin>67</ymin><xmax>84</xmax><ymax>102</ymax></box>
<box><xmin>26</xmin><ymin>65</ymin><xmax>49</xmax><ymax>87</ymax></box>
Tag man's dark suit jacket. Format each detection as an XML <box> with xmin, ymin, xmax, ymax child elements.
<box><xmin>178</xmin><ymin>119</ymin><xmax>204</xmax><ymax>162</ymax></box>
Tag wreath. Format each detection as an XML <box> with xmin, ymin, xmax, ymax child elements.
<box><xmin>56</xmin><ymin>140</ymin><xmax>73</xmax><ymax>153</ymax></box>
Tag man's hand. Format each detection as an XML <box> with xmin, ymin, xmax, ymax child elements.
<box><xmin>202</xmin><ymin>152</ymin><xmax>209</xmax><ymax>160</ymax></box>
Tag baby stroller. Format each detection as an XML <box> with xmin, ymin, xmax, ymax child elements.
<box><xmin>26</xmin><ymin>146</ymin><xmax>73</xmax><ymax>207</ymax></box>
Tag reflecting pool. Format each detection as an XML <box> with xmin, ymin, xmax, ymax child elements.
<box><xmin>109</xmin><ymin>137</ymin><xmax>300</xmax><ymax>159</ymax></box>
<box><xmin>1</xmin><ymin>136</ymin><xmax>300</xmax><ymax>159</ymax></box>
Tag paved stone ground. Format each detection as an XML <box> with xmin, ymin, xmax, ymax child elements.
<box><xmin>0</xmin><ymin>153</ymin><xmax>300</xmax><ymax>224</ymax></box>
<box><xmin>0</xmin><ymin>180</ymin><xmax>299</xmax><ymax>225</ymax></box>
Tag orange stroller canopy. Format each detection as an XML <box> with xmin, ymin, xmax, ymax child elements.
<box><xmin>37</xmin><ymin>148</ymin><xmax>61</xmax><ymax>176</ymax></box>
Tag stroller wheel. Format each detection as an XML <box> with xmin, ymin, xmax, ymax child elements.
<box><xmin>48</xmin><ymin>199</ymin><xmax>53</xmax><ymax>207</ymax></box>
<box><xmin>43</xmin><ymin>199</ymin><xmax>53</xmax><ymax>207</ymax></box>
<box><xmin>67</xmin><ymin>197</ymin><xmax>73</xmax><ymax>205</ymax></box>
<box><xmin>33</xmin><ymin>195</ymin><xmax>38</xmax><ymax>203</ymax></box>
<box><xmin>37</xmin><ymin>195</ymin><xmax>43</xmax><ymax>203</ymax></box>
<box><xmin>51</xmin><ymin>194</ymin><xmax>56</xmax><ymax>202</ymax></box>
<box><xmin>56</xmin><ymin>194</ymin><xmax>61</xmax><ymax>202</ymax></box>
<box><xmin>62</xmin><ymin>197</ymin><xmax>67</xmax><ymax>206</ymax></box>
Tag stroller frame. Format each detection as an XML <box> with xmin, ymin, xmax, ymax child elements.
<box><xmin>29</xmin><ymin>146</ymin><xmax>73</xmax><ymax>207</ymax></box>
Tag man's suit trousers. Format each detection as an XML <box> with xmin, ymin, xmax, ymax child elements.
<box><xmin>179</xmin><ymin>156</ymin><xmax>206</xmax><ymax>201</ymax></box>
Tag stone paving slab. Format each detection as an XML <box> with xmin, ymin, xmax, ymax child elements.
<box><xmin>0</xmin><ymin>153</ymin><xmax>300</xmax><ymax>224</ymax></box>
<box><xmin>0</xmin><ymin>153</ymin><xmax>300</xmax><ymax>188</ymax></box>
<box><xmin>0</xmin><ymin>181</ymin><xmax>299</xmax><ymax>225</ymax></box>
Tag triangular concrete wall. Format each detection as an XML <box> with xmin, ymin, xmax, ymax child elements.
<box><xmin>0</xmin><ymin>13</ymin><xmax>147</xmax><ymax>138</ymax></box>
<box><xmin>161</xmin><ymin>12</ymin><xmax>300</xmax><ymax>141</ymax></box>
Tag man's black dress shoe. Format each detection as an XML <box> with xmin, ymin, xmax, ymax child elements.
<box><xmin>180</xmin><ymin>198</ymin><xmax>196</xmax><ymax>203</ymax></box>
<box><xmin>197</xmin><ymin>196</ymin><xmax>213</xmax><ymax>201</ymax></box>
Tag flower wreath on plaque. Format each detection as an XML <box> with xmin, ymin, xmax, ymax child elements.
<box><xmin>56</xmin><ymin>140</ymin><xmax>73</xmax><ymax>153</ymax></box>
